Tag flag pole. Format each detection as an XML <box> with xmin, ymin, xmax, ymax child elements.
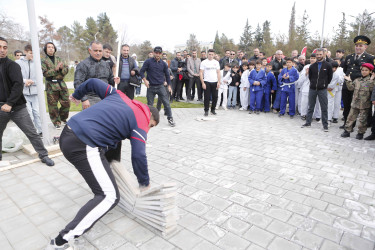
<box><xmin>320</xmin><ymin>0</ymin><xmax>327</xmax><ymax>48</ymax></box>
<box><xmin>115</xmin><ymin>31</ymin><xmax>122</xmax><ymax>89</ymax></box>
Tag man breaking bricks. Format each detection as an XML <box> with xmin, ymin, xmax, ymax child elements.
<box><xmin>45</xmin><ymin>78</ymin><xmax>159</xmax><ymax>249</ymax></box>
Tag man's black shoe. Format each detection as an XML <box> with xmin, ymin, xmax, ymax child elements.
<box><xmin>301</xmin><ymin>123</ymin><xmax>311</xmax><ymax>128</ymax></box>
<box><xmin>168</xmin><ymin>117</ymin><xmax>176</xmax><ymax>127</ymax></box>
<box><xmin>315</xmin><ymin>118</ymin><xmax>320</xmax><ymax>122</ymax></box>
<box><xmin>249</xmin><ymin>111</ymin><xmax>253</xmax><ymax>114</ymax></box>
<box><xmin>341</xmin><ymin>131</ymin><xmax>350</xmax><ymax>138</ymax></box>
<box><xmin>290</xmin><ymin>115</ymin><xmax>294</xmax><ymax>119</ymax></box>
<box><xmin>180</xmin><ymin>97</ymin><xmax>185</xmax><ymax>101</ymax></box>
<box><xmin>356</xmin><ymin>133</ymin><xmax>364</xmax><ymax>140</ymax></box>
<box><xmin>332</xmin><ymin>118</ymin><xmax>338</xmax><ymax>123</ymax></box>
<box><xmin>301</xmin><ymin>115</ymin><xmax>306</xmax><ymax>120</ymax></box>
<box><xmin>364</xmin><ymin>134</ymin><xmax>375</xmax><ymax>140</ymax></box>
<box><xmin>175</xmin><ymin>98</ymin><xmax>180</xmax><ymax>102</ymax></box>
<box><xmin>41</xmin><ymin>156</ymin><xmax>55</xmax><ymax>166</ymax></box>
<box><xmin>204</xmin><ymin>111</ymin><xmax>208</xmax><ymax>116</ymax></box>
<box><xmin>211</xmin><ymin>111</ymin><xmax>217</xmax><ymax>115</ymax></box>
<box><xmin>256</xmin><ymin>110</ymin><xmax>260</xmax><ymax>115</ymax></box>
<box><xmin>324</xmin><ymin>126</ymin><xmax>329</xmax><ymax>132</ymax></box>
<box><xmin>339</xmin><ymin>124</ymin><xmax>345</xmax><ymax>129</ymax></box>
<box><xmin>278</xmin><ymin>114</ymin><xmax>284</xmax><ymax>117</ymax></box>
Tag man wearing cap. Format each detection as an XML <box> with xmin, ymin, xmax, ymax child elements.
<box><xmin>341</xmin><ymin>35</ymin><xmax>375</xmax><ymax>137</ymax></box>
<box><xmin>140</xmin><ymin>46</ymin><xmax>176</xmax><ymax>127</ymax></box>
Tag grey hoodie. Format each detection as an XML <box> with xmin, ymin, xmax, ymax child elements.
<box><xmin>15</xmin><ymin>57</ymin><xmax>38</xmax><ymax>96</ymax></box>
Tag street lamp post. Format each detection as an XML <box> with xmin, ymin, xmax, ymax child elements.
<box><xmin>349</xmin><ymin>11</ymin><xmax>375</xmax><ymax>35</ymax></box>
<box><xmin>320</xmin><ymin>0</ymin><xmax>327</xmax><ymax>48</ymax></box>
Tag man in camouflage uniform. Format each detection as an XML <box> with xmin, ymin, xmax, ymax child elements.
<box><xmin>341</xmin><ymin>63</ymin><xmax>375</xmax><ymax>140</ymax></box>
<box><xmin>41</xmin><ymin>42</ymin><xmax>70</xmax><ymax>129</ymax></box>
<box><xmin>341</xmin><ymin>35</ymin><xmax>375</xmax><ymax>132</ymax></box>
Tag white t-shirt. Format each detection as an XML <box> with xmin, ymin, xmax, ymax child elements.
<box><xmin>200</xmin><ymin>59</ymin><xmax>220</xmax><ymax>82</ymax></box>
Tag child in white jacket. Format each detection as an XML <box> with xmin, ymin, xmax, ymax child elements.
<box><xmin>327</xmin><ymin>61</ymin><xmax>344</xmax><ymax>123</ymax></box>
<box><xmin>239</xmin><ymin>62</ymin><xmax>250</xmax><ymax>110</ymax></box>
<box><xmin>216</xmin><ymin>63</ymin><xmax>232</xmax><ymax>110</ymax></box>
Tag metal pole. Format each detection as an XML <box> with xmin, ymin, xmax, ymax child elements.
<box><xmin>320</xmin><ymin>0</ymin><xmax>327</xmax><ymax>48</ymax></box>
<box><xmin>115</xmin><ymin>31</ymin><xmax>122</xmax><ymax>89</ymax></box>
<box><xmin>26</xmin><ymin>0</ymin><xmax>51</xmax><ymax>145</ymax></box>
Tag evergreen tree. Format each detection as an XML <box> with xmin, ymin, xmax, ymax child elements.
<box><xmin>295</xmin><ymin>10</ymin><xmax>311</xmax><ymax>50</ymax></box>
<box><xmin>288</xmin><ymin>2</ymin><xmax>297</xmax><ymax>50</ymax></box>
<box><xmin>139</xmin><ymin>40</ymin><xmax>153</xmax><ymax>61</ymax></box>
<box><xmin>83</xmin><ymin>17</ymin><xmax>99</xmax><ymax>45</ymax></box>
<box><xmin>220</xmin><ymin>33</ymin><xmax>236</xmax><ymax>53</ymax></box>
<box><xmin>56</xmin><ymin>26</ymin><xmax>73</xmax><ymax>61</ymax></box>
<box><xmin>254</xmin><ymin>23</ymin><xmax>263</xmax><ymax>48</ymax></box>
<box><xmin>239</xmin><ymin>19</ymin><xmax>253</xmax><ymax>55</ymax></box>
<box><xmin>97</xmin><ymin>13</ymin><xmax>117</xmax><ymax>46</ymax></box>
<box><xmin>71</xmin><ymin>21</ymin><xmax>87</xmax><ymax>60</ymax></box>
<box><xmin>213</xmin><ymin>31</ymin><xmax>222</xmax><ymax>55</ymax></box>
<box><xmin>186</xmin><ymin>33</ymin><xmax>200</xmax><ymax>52</ymax></box>
<box><xmin>331</xmin><ymin>13</ymin><xmax>349</xmax><ymax>53</ymax></box>
<box><xmin>262</xmin><ymin>20</ymin><xmax>274</xmax><ymax>57</ymax></box>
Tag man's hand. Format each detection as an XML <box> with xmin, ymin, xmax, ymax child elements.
<box><xmin>25</xmin><ymin>79</ymin><xmax>34</xmax><ymax>86</ymax></box>
<box><xmin>217</xmin><ymin>82</ymin><xmax>220</xmax><ymax>90</ymax></box>
<box><xmin>327</xmin><ymin>88</ymin><xmax>333</xmax><ymax>91</ymax></box>
<box><xmin>305</xmin><ymin>68</ymin><xmax>309</xmax><ymax>76</ymax></box>
<box><xmin>344</xmin><ymin>75</ymin><xmax>351</xmax><ymax>81</ymax></box>
<box><xmin>59</xmin><ymin>62</ymin><xmax>64</xmax><ymax>69</ymax></box>
<box><xmin>372</xmin><ymin>101</ymin><xmax>375</xmax><ymax>105</ymax></box>
<box><xmin>55</xmin><ymin>62</ymin><xmax>63</xmax><ymax>71</ymax></box>
<box><xmin>144</xmin><ymin>79</ymin><xmax>150</xmax><ymax>88</ymax></box>
<box><xmin>163</xmin><ymin>81</ymin><xmax>167</xmax><ymax>86</ymax></box>
<box><xmin>371</xmin><ymin>72</ymin><xmax>375</xmax><ymax>80</ymax></box>
<box><xmin>131</xmin><ymin>70</ymin><xmax>135</xmax><ymax>76</ymax></box>
<box><xmin>168</xmin><ymin>85</ymin><xmax>172</xmax><ymax>94</ymax></box>
<box><xmin>82</xmin><ymin>100</ymin><xmax>90</xmax><ymax>110</ymax></box>
<box><xmin>177</xmin><ymin>67</ymin><xmax>182</xmax><ymax>72</ymax></box>
<box><xmin>244</xmin><ymin>87</ymin><xmax>247</xmax><ymax>91</ymax></box>
<box><xmin>202</xmin><ymin>82</ymin><xmax>206</xmax><ymax>90</ymax></box>
<box><xmin>235</xmin><ymin>82</ymin><xmax>239</xmax><ymax>86</ymax></box>
<box><xmin>1</xmin><ymin>104</ymin><xmax>11</xmax><ymax>112</ymax></box>
<box><xmin>271</xmin><ymin>90</ymin><xmax>274</xmax><ymax>93</ymax></box>
<box><xmin>69</xmin><ymin>94</ymin><xmax>80</xmax><ymax>105</ymax></box>
<box><xmin>114</xmin><ymin>77</ymin><xmax>120</xmax><ymax>84</ymax></box>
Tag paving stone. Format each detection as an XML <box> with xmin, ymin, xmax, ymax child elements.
<box><xmin>5</xmin><ymin>223</ymin><xmax>41</xmax><ymax>245</ymax></box>
<box><xmin>203</xmin><ymin>208</ymin><xmax>231</xmax><ymax>225</ymax></box>
<box><xmin>169</xmin><ymin>229</ymin><xmax>203</xmax><ymax>250</ymax></box>
<box><xmin>312</xmin><ymin>222</ymin><xmax>343</xmax><ymax>243</ymax></box>
<box><xmin>267</xmin><ymin>220</ymin><xmax>297</xmax><ymax>239</ymax></box>
<box><xmin>178</xmin><ymin>213</ymin><xmax>206</xmax><ymax>231</ymax></box>
<box><xmin>333</xmin><ymin>217</ymin><xmax>363</xmax><ymax>236</ymax></box>
<box><xmin>268</xmin><ymin>237</ymin><xmax>302</xmax><ymax>250</ymax></box>
<box><xmin>217</xmin><ymin>231</ymin><xmax>250</xmax><ymax>250</ymax></box>
<box><xmin>283</xmin><ymin>191</ymin><xmax>307</xmax><ymax>203</ymax></box>
<box><xmin>107</xmin><ymin>216</ymin><xmax>140</xmax><ymax>235</ymax></box>
<box><xmin>288</xmin><ymin>214</ymin><xmax>316</xmax><ymax>232</ymax></box>
<box><xmin>192</xmin><ymin>239</ymin><xmax>221</xmax><ymax>250</ymax></box>
<box><xmin>85</xmin><ymin>221</ymin><xmax>111</xmax><ymax>241</ymax></box>
<box><xmin>196</xmin><ymin>224</ymin><xmax>226</xmax><ymax>243</ymax></box>
<box><xmin>320</xmin><ymin>240</ymin><xmax>347</xmax><ymax>250</ymax></box>
<box><xmin>229</xmin><ymin>192</ymin><xmax>252</xmax><ymax>206</ymax></box>
<box><xmin>12</xmin><ymin>233</ymin><xmax>47</xmax><ymax>250</ymax></box>
<box><xmin>308</xmin><ymin>209</ymin><xmax>336</xmax><ymax>226</ymax></box>
<box><xmin>205</xmin><ymin>195</ymin><xmax>232</xmax><ymax>211</ymax></box>
<box><xmin>340</xmin><ymin>232</ymin><xmax>374</xmax><ymax>250</ymax></box>
<box><xmin>291</xmin><ymin>229</ymin><xmax>323</xmax><ymax>249</ymax></box>
<box><xmin>303</xmin><ymin>197</ymin><xmax>328</xmax><ymax>210</ymax></box>
<box><xmin>362</xmin><ymin>226</ymin><xmax>375</xmax><ymax>241</ymax></box>
<box><xmin>124</xmin><ymin>225</ymin><xmax>155</xmax><ymax>245</ymax></box>
<box><xmin>246</xmin><ymin>210</ymin><xmax>273</xmax><ymax>228</ymax></box>
<box><xmin>286</xmin><ymin>201</ymin><xmax>311</xmax><ymax>216</ymax></box>
<box><xmin>243</xmin><ymin>226</ymin><xmax>275</xmax><ymax>248</ymax></box>
<box><xmin>265</xmin><ymin>195</ymin><xmax>290</xmax><ymax>208</ymax></box>
<box><xmin>321</xmin><ymin>193</ymin><xmax>345</xmax><ymax>206</ymax></box>
<box><xmin>222</xmin><ymin>217</ymin><xmax>251</xmax><ymax>235</ymax></box>
<box><xmin>91</xmin><ymin>232</ymin><xmax>127</xmax><ymax>250</ymax></box>
<box><xmin>265</xmin><ymin>207</ymin><xmax>293</xmax><ymax>222</ymax></box>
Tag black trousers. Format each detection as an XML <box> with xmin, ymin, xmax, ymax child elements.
<box><xmin>59</xmin><ymin>126</ymin><xmax>119</xmax><ymax>241</ymax></box>
<box><xmin>118</xmin><ymin>80</ymin><xmax>135</xmax><ymax>100</ymax></box>
<box><xmin>342</xmin><ymin>88</ymin><xmax>353</xmax><ymax>124</ymax></box>
<box><xmin>371</xmin><ymin>109</ymin><xmax>375</xmax><ymax>135</ymax></box>
<box><xmin>204</xmin><ymin>81</ymin><xmax>218</xmax><ymax>112</ymax></box>
<box><xmin>0</xmin><ymin>107</ymin><xmax>48</xmax><ymax>160</ymax></box>
<box><xmin>188</xmin><ymin>76</ymin><xmax>201</xmax><ymax>100</ymax></box>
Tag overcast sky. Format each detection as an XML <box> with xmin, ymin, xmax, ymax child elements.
<box><xmin>1</xmin><ymin>0</ymin><xmax>373</xmax><ymax>52</ymax></box>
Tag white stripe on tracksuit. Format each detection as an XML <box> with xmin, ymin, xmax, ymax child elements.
<box><xmin>62</xmin><ymin>145</ymin><xmax>117</xmax><ymax>240</ymax></box>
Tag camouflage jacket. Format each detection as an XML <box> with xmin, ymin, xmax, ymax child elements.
<box><xmin>346</xmin><ymin>75</ymin><xmax>375</xmax><ymax>109</ymax></box>
<box><xmin>41</xmin><ymin>55</ymin><xmax>69</xmax><ymax>91</ymax></box>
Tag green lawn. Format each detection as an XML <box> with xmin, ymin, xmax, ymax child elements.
<box><xmin>44</xmin><ymin>90</ymin><xmax>203</xmax><ymax>112</ymax></box>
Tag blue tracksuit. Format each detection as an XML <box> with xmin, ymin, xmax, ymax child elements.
<box><xmin>261</xmin><ymin>71</ymin><xmax>277</xmax><ymax>112</ymax></box>
<box><xmin>248</xmin><ymin>69</ymin><xmax>266</xmax><ymax>111</ymax></box>
<box><xmin>278</xmin><ymin>67</ymin><xmax>299</xmax><ymax>115</ymax></box>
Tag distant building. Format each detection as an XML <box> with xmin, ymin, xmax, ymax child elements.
<box><xmin>174</xmin><ymin>41</ymin><xmax>214</xmax><ymax>53</ymax></box>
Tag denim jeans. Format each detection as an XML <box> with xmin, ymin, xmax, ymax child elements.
<box><xmin>188</xmin><ymin>76</ymin><xmax>202</xmax><ymax>100</ymax></box>
<box><xmin>156</xmin><ymin>85</ymin><xmax>170</xmax><ymax>113</ymax></box>
<box><xmin>25</xmin><ymin>94</ymin><xmax>42</xmax><ymax>133</ymax></box>
<box><xmin>228</xmin><ymin>86</ymin><xmax>237</xmax><ymax>107</ymax></box>
<box><xmin>135</xmin><ymin>84</ymin><xmax>141</xmax><ymax>95</ymax></box>
<box><xmin>147</xmin><ymin>85</ymin><xmax>173</xmax><ymax>119</ymax></box>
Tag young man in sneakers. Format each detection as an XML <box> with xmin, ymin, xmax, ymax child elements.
<box><xmin>0</xmin><ymin>37</ymin><xmax>54</xmax><ymax>166</ymax></box>
<box><xmin>301</xmin><ymin>48</ymin><xmax>333</xmax><ymax>131</ymax></box>
<box><xmin>140</xmin><ymin>46</ymin><xmax>175</xmax><ymax>126</ymax></box>
<box><xmin>200</xmin><ymin>49</ymin><xmax>221</xmax><ymax>116</ymax></box>
<box><xmin>46</xmin><ymin>78</ymin><xmax>160</xmax><ymax>249</ymax></box>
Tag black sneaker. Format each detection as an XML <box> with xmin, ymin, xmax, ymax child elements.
<box><xmin>301</xmin><ymin>123</ymin><xmax>311</xmax><ymax>128</ymax></box>
<box><xmin>315</xmin><ymin>118</ymin><xmax>320</xmax><ymax>122</ymax></box>
<box><xmin>41</xmin><ymin>156</ymin><xmax>55</xmax><ymax>167</ymax></box>
<box><xmin>256</xmin><ymin>110</ymin><xmax>260</xmax><ymax>115</ymax></box>
<box><xmin>168</xmin><ymin>118</ymin><xmax>176</xmax><ymax>127</ymax></box>
<box><xmin>204</xmin><ymin>111</ymin><xmax>208</xmax><ymax>116</ymax></box>
<box><xmin>211</xmin><ymin>111</ymin><xmax>217</xmax><ymax>115</ymax></box>
<box><xmin>339</xmin><ymin>124</ymin><xmax>345</xmax><ymax>129</ymax></box>
<box><xmin>39</xmin><ymin>132</ymin><xmax>43</xmax><ymax>139</ymax></box>
<box><xmin>356</xmin><ymin>133</ymin><xmax>364</xmax><ymax>140</ymax></box>
<box><xmin>364</xmin><ymin>134</ymin><xmax>375</xmax><ymax>140</ymax></box>
<box><xmin>290</xmin><ymin>115</ymin><xmax>294</xmax><ymax>119</ymax></box>
<box><xmin>341</xmin><ymin>131</ymin><xmax>350</xmax><ymax>138</ymax></box>
<box><xmin>332</xmin><ymin>118</ymin><xmax>338</xmax><ymax>123</ymax></box>
<box><xmin>249</xmin><ymin>111</ymin><xmax>253</xmax><ymax>114</ymax></box>
<box><xmin>278</xmin><ymin>114</ymin><xmax>284</xmax><ymax>117</ymax></box>
<box><xmin>301</xmin><ymin>115</ymin><xmax>306</xmax><ymax>120</ymax></box>
<box><xmin>324</xmin><ymin>126</ymin><xmax>329</xmax><ymax>132</ymax></box>
<box><xmin>45</xmin><ymin>239</ymin><xmax>71</xmax><ymax>249</ymax></box>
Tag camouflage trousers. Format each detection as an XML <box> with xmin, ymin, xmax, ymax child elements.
<box><xmin>345</xmin><ymin>108</ymin><xmax>370</xmax><ymax>134</ymax></box>
<box><xmin>47</xmin><ymin>88</ymin><xmax>70</xmax><ymax>126</ymax></box>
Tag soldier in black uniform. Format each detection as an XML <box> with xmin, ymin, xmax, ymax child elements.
<box><xmin>341</xmin><ymin>35</ymin><xmax>375</xmax><ymax>132</ymax></box>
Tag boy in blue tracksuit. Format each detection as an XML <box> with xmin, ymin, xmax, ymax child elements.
<box><xmin>278</xmin><ymin>57</ymin><xmax>299</xmax><ymax>118</ymax></box>
<box><xmin>262</xmin><ymin>63</ymin><xmax>277</xmax><ymax>112</ymax></box>
<box><xmin>248</xmin><ymin>60</ymin><xmax>267</xmax><ymax>114</ymax></box>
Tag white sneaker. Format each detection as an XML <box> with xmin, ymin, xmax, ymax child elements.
<box><xmin>223</xmin><ymin>107</ymin><xmax>228</xmax><ymax>110</ymax></box>
<box><xmin>45</xmin><ymin>239</ymin><xmax>73</xmax><ymax>250</ymax></box>
<box><xmin>215</xmin><ymin>106</ymin><xmax>219</xmax><ymax>110</ymax></box>
<box><xmin>239</xmin><ymin>107</ymin><xmax>244</xmax><ymax>111</ymax></box>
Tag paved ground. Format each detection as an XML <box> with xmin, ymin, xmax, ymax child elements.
<box><xmin>1</xmin><ymin>105</ymin><xmax>375</xmax><ymax>249</ymax></box>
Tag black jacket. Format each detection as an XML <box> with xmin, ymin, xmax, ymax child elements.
<box><xmin>0</xmin><ymin>57</ymin><xmax>26</xmax><ymax>111</ymax></box>
<box><xmin>308</xmin><ymin>60</ymin><xmax>333</xmax><ymax>90</ymax></box>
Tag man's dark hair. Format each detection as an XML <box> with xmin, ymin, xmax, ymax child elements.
<box><xmin>262</xmin><ymin>58</ymin><xmax>267</xmax><ymax>61</ymax></box>
<box><xmin>242</xmin><ymin>62</ymin><xmax>248</xmax><ymax>67</ymax></box>
<box><xmin>148</xmin><ymin>106</ymin><xmax>160</xmax><ymax>125</ymax></box>
<box><xmin>24</xmin><ymin>44</ymin><xmax>32</xmax><ymax>52</ymax></box>
<box><xmin>282</xmin><ymin>61</ymin><xmax>287</xmax><ymax>65</ymax></box>
<box><xmin>201</xmin><ymin>51</ymin><xmax>206</xmax><ymax>54</ymax></box>
<box><xmin>103</xmin><ymin>44</ymin><xmax>113</xmax><ymax>51</ymax></box>
<box><xmin>249</xmin><ymin>61</ymin><xmax>255</xmax><ymax>66</ymax></box>
<box><xmin>284</xmin><ymin>57</ymin><xmax>293</xmax><ymax>62</ymax></box>
<box><xmin>333</xmin><ymin>57</ymin><xmax>341</xmax><ymax>61</ymax></box>
<box><xmin>14</xmin><ymin>50</ymin><xmax>22</xmax><ymax>56</ymax></box>
<box><xmin>121</xmin><ymin>44</ymin><xmax>129</xmax><ymax>49</ymax></box>
<box><xmin>331</xmin><ymin>61</ymin><xmax>339</xmax><ymax>68</ymax></box>
<box><xmin>316</xmin><ymin>48</ymin><xmax>324</xmax><ymax>53</ymax></box>
<box><xmin>208</xmin><ymin>49</ymin><xmax>215</xmax><ymax>53</ymax></box>
<box><xmin>162</xmin><ymin>52</ymin><xmax>167</xmax><ymax>56</ymax></box>
<box><xmin>260</xmin><ymin>52</ymin><xmax>265</xmax><ymax>56</ymax></box>
<box><xmin>255</xmin><ymin>59</ymin><xmax>262</xmax><ymax>65</ymax></box>
<box><xmin>225</xmin><ymin>49</ymin><xmax>230</xmax><ymax>53</ymax></box>
<box><xmin>266</xmin><ymin>63</ymin><xmax>272</xmax><ymax>66</ymax></box>
<box><xmin>43</xmin><ymin>42</ymin><xmax>57</xmax><ymax>55</ymax></box>
<box><xmin>0</xmin><ymin>37</ymin><xmax>8</xmax><ymax>44</ymax></box>
<box><xmin>224</xmin><ymin>63</ymin><xmax>231</xmax><ymax>68</ymax></box>
<box><xmin>242</xmin><ymin>56</ymin><xmax>247</xmax><ymax>60</ymax></box>
<box><xmin>310</xmin><ymin>53</ymin><xmax>317</xmax><ymax>58</ymax></box>
<box><xmin>336</xmin><ymin>49</ymin><xmax>345</xmax><ymax>53</ymax></box>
